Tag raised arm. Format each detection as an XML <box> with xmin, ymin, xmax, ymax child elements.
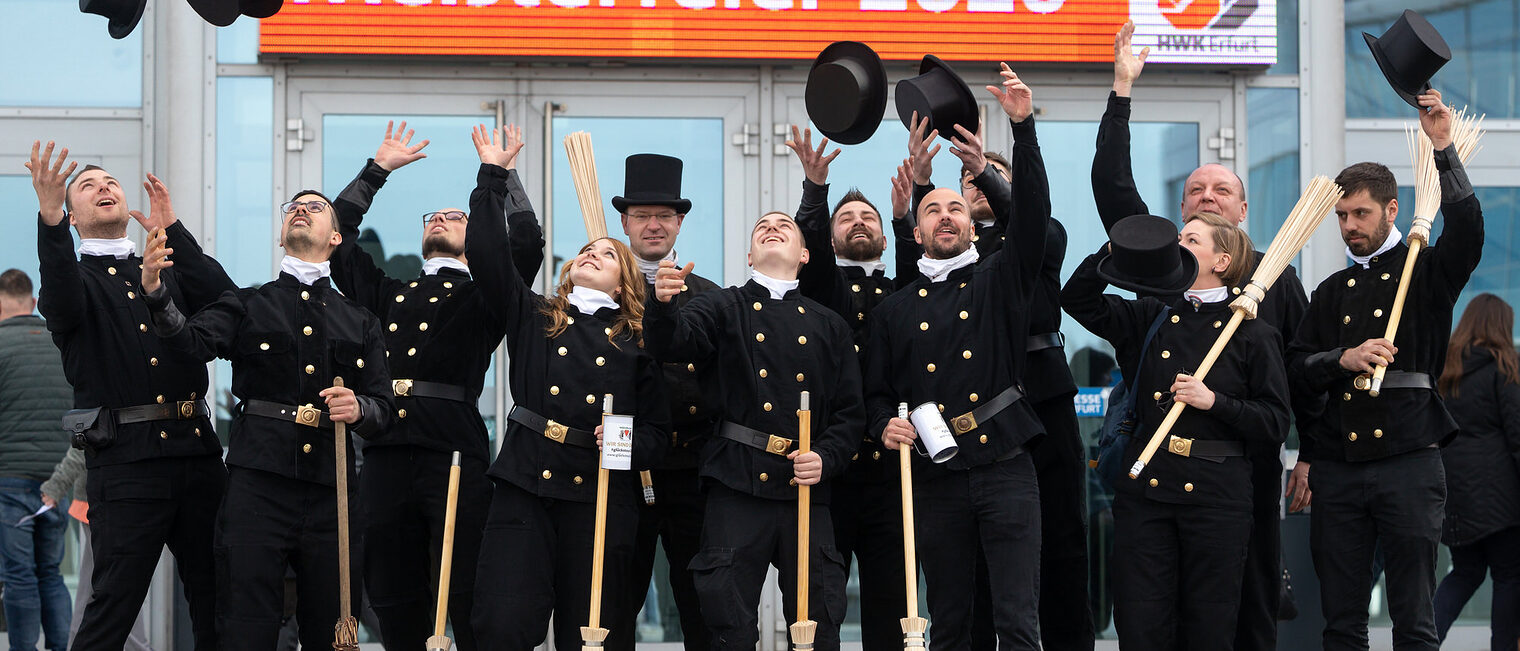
<box><xmin>1059</xmin><ymin>249</ymin><xmax>1155</xmax><ymax>371</ymax></box>
<box><xmin>132</xmin><ymin>174</ymin><xmax>236</xmax><ymax>312</ymax></box>
<box><xmin>643</xmin><ymin>261</ymin><xmax>720</xmax><ymax>364</ymax></box>
<box><xmin>1418</xmin><ymin>92</ymin><xmax>1484</xmax><ymax>295</ymax></box>
<box><xmin>467</xmin><ymin>124</ymin><xmax>537</xmax><ymax>338</ymax></box>
<box><xmin>140</xmin><ymin>230</ymin><xmax>242</xmax><ymax>363</ymax></box>
<box><xmin>786</xmin><ymin>125</ymin><xmax>848</xmax><ymax>310</ymax></box>
<box><xmin>984</xmin><ymin>64</ymin><xmax>1049</xmax><ymax>289</ymax></box>
<box><xmin>891</xmin><ymin>161</ymin><xmax>922</xmax><ymax>285</ymax></box>
<box><xmin>1093</xmin><ymin>21</ymin><xmax>1152</xmax><ymax>231</ymax></box>
<box><xmin>331</xmin><ymin>121</ymin><xmax>428</xmax><ymax>310</ymax></box>
<box><xmin>29</xmin><ymin>141</ymin><xmax>85</xmax><ymax>333</ymax></box>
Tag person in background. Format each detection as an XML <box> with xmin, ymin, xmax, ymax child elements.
<box><xmin>1432</xmin><ymin>293</ymin><xmax>1520</xmax><ymax>651</ymax></box>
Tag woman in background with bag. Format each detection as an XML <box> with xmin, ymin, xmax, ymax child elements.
<box><xmin>1433</xmin><ymin>293</ymin><xmax>1520</xmax><ymax>650</ymax></box>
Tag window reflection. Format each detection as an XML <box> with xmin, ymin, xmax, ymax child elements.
<box><xmin>1346</xmin><ymin>0</ymin><xmax>1520</xmax><ymax>119</ymax></box>
<box><xmin>0</xmin><ymin>0</ymin><xmax>142</xmax><ymax>107</ymax></box>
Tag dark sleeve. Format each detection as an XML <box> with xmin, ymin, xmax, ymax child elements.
<box><xmin>1429</xmin><ymin>145</ymin><xmax>1484</xmax><ymax>296</ymax></box>
<box><xmin>643</xmin><ymin>290</ymin><xmax>721</xmax><ymax>365</ymax></box>
<box><xmin>1092</xmin><ymin>92</ymin><xmax>1151</xmax><ymax>232</ymax></box>
<box><xmin>863</xmin><ymin>303</ymin><xmax>900</xmax><ymax>442</ymax></box>
<box><xmin>162</xmin><ymin>221</ymin><xmax>237</xmax><ymax>312</ymax></box>
<box><xmin>795</xmin><ymin>179</ymin><xmax>843</xmax><ymax>312</ymax></box>
<box><xmin>467</xmin><ymin>163</ymin><xmax>537</xmax><ymax>342</ymax></box>
<box><xmin>1207</xmin><ymin>326</ymin><xmax>1291</xmax><ymax>443</ymax></box>
<box><xmin>1270</xmin><ymin>264</ymin><xmax>1324</xmax><ymax>435</ymax></box>
<box><xmin>815</xmin><ymin>318</ymin><xmax>866</xmax><ymax>480</ymax></box>
<box><xmin>893</xmin><ymin>216</ymin><xmax>921</xmax><ymax>288</ymax></box>
<box><xmin>36</xmin><ymin>217</ymin><xmax>85</xmax><ymax>334</ymax></box>
<box><xmin>330</xmin><ymin>159</ymin><xmax>401</xmax><ymax>312</ymax></box>
<box><xmin>503</xmin><ymin>170</ymin><xmax>546</xmax><ymax>287</ymax></box>
<box><xmin>144</xmin><ymin>286</ymin><xmax>244</xmax><ymax>363</ymax></box>
<box><xmin>348</xmin><ymin>316</ymin><xmax>395</xmax><ymax>441</ymax></box>
<box><xmin>998</xmin><ymin>117</ymin><xmax>1050</xmax><ymax>291</ymax></box>
<box><xmin>1059</xmin><ymin>250</ymin><xmax>1150</xmax><ymax>368</ymax></box>
<box><xmin>969</xmin><ymin>165</ymin><xmax>1014</xmax><ymax>231</ymax></box>
<box><xmin>631</xmin><ymin>352</ymin><xmax>672</xmax><ymax>471</ymax></box>
<box><xmin>1286</xmin><ymin>284</ymin><xmax>1353</xmax><ymax>395</ymax></box>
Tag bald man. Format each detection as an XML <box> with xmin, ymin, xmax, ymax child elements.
<box><xmin>1092</xmin><ymin>21</ymin><xmax>1321</xmax><ymax>651</ymax></box>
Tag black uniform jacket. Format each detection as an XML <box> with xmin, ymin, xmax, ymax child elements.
<box><xmin>1439</xmin><ymin>348</ymin><xmax>1520</xmax><ymax>546</ymax></box>
<box><xmin>644</xmin><ymin>280</ymin><xmax>865</xmax><ymax>502</ymax></box>
<box><xmin>146</xmin><ymin>273</ymin><xmax>394</xmax><ymax>487</ymax></box>
<box><xmin>1093</xmin><ymin>91</ymin><xmax>1319</xmax><ymax>432</ymax></box>
<box><xmin>37</xmin><ymin>218</ymin><xmax>234</xmax><ymax>468</ymax></box>
<box><xmin>864</xmin><ymin>116</ymin><xmax>1050</xmax><ymax>479</ymax></box>
<box><xmin>1289</xmin><ymin>146</ymin><xmax>1483</xmax><ymax>463</ymax></box>
<box><xmin>330</xmin><ymin>161</ymin><xmax>544</xmax><ymax>463</ymax></box>
<box><xmin>478</xmin><ymin>184</ymin><xmax>671</xmax><ymax>506</ymax></box>
<box><xmin>644</xmin><ymin>270</ymin><xmax>722</xmax><ymax>470</ymax></box>
<box><xmin>1063</xmin><ymin>251</ymin><xmax>1290</xmax><ymax>509</ymax></box>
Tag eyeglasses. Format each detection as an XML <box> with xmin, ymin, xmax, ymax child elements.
<box><xmin>281</xmin><ymin>200</ymin><xmax>329</xmax><ymax>214</ymax></box>
<box><xmin>626</xmin><ymin>212</ymin><xmax>680</xmax><ymax>225</ymax></box>
<box><xmin>422</xmin><ymin>210</ymin><xmax>467</xmax><ymax>224</ymax></box>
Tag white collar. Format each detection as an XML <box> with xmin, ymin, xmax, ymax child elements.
<box><xmin>422</xmin><ymin>257</ymin><xmax>471</xmax><ymax>277</ymax></box>
<box><xmin>77</xmin><ymin>237</ymin><xmax>136</xmax><ymax>260</ymax></box>
<box><xmin>568</xmin><ymin>285</ymin><xmax>619</xmax><ymax>314</ymax></box>
<box><xmin>975</xmin><ymin>217</ymin><xmax>996</xmax><ymax>228</ymax></box>
<box><xmin>749</xmin><ymin>269</ymin><xmax>799</xmax><ymax>299</ymax></box>
<box><xmin>1184</xmin><ymin>286</ymin><xmax>1231</xmax><ymax>304</ymax></box>
<box><xmin>280</xmin><ymin>255</ymin><xmax>331</xmax><ymax>285</ymax></box>
<box><xmin>836</xmin><ymin>258</ymin><xmax>887</xmax><ymax>275</ymax></box>
<box><xmin>916</xmin><ymin>247</ymin><xmax>979</xmax><ymax>283</ymax></box>
<box><xmin>637</xmin><ymin>249</ymin><xmax>677</xmax><ymax>284</ymax></box>
<box><xmin>1346</xmin><ymin>225</ymin><xmax>1403</xmax><ymax>269</ymax></box>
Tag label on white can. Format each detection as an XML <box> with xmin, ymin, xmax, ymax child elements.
<box><xmin>601</xmin><ymin>414</ymin><xmax>634</xmax><ymax>470</ymax></box>
<box><xmin>908</xmin><ymin>402</ymin><xmax>959</xmax><ymax>463</ymax></box>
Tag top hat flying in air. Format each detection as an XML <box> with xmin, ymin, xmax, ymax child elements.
<box><xmin>1097</xmin><ymin>215</ymin><xmax>1199</xmax><ymax>296</ymax></box>
<box><xmin>81</xmin><ymin>0</ymin><xmax>286</xmax><ymax>38</ymax></box>
<box><xmin>804</xmin><ymin>41</ymin><xmax>888</xmax><ymax>146</ymax></box>
<box><xmin>1363</xmin><ymin>9</ymin><xmax>1452</xmax><ymax>109</ymax></box>
<box><xmin>895</xmin><ymin>55</ymin><xmax>979</xmax><ymax>143</ymax></box>
<box><xmin>612</xmin><ymin>154</ymin><xmax>692</xmax><ymax>215</ymax></box>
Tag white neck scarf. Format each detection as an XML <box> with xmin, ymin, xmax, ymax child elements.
<box><xmin>77</xmin><ymin>237</ymin><xmax>136</xmax><ymax>260</ymax></box>
<box><xmin>280</xmin><ymin>255</ymin><xmax>331</xmax><ymax>285</ymax></box>
<box><xmin>637</xmin><ymin>249</ymin><xmax>678</xmax><ymax>284</ymax></box>
<box><xmin>1184</xmin><ymin>286</ymin><xmax>1231</xmax><ymax>305</ymax></box>
<box><xmin>422</xmin><ymin>257</ymin><xmax>471</xmax><ymax>277</ymax></box>
<box><xmin>749</xmin><ymin>269</ymin><xmax>799</xmax><ymax>300</ymax></box>
<box><xmin>975</xmin><ymin>217</ymin><xmax>996</xmax><ymax>228</ymax></box>
<box><xmin>1347</xmin><ymin>225</ymin><xmax>1403</xmax><ymax>269</ymax></box>
<box><xmin>836</xmin><ymin>258</ymin><xmax>887</xmax><ymax>275</ymax></box>
<box><xmin>916</xmin><ymin>247</ymin><xmax>980</xmax><ymax>283</ymax></box>
<box><xmin>568</xmin><ymin>285</ymin><xmax>619</xmax><ymax>314</ymax></box>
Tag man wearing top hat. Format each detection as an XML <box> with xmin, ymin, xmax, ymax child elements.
<box><xmin>867</xmin><ymin>63</ymin><xmax>1049</xmax><ymax>650</ymax></box>
<box><xmin>1289</xmin><ymin>14</ymin><xmax>1476</xmax><ymax>646</ymax></box>
<box><xmin>609</xmin><ymin>153</ymin><xmax>721</xmax><ymax>651</ymax></box>
<box><xmin>1096</xmin><ymin>21</ymin><xmax>1317</xmax><ymax>650</ymax></box>
<box><xmin>324</xmin><ymin>122</ymin><xmax>543</xmax><ymax>651</ymax></box>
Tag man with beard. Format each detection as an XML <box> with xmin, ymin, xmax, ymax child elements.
<box><xmin>28</xmin><ymin>142</ymin><xmax>233</xmax><ymax>651</ymax></box>
<box><xmin>609</xmin><ymin>153</ymin><xmax>721</xmax><ymax>651</ymax></box>
<box><xmin>783</xmin><ymin>125</ymin><xmax>907</xmax><ymax>649</ymax></box>
<box><xmin>1288</xmin><ymin>92</ymin><xmax>1481</xmax><ymax>651</ymax></box>
<box><xmin>1096</xmin><ymin>22</ymin><xmax>1317</xmax><ymax>649</ymax></box>
<box><xmin>327</xmin><ymin>122</ymin><xmax>543</xmax><ymax>651</ymax></box>
<box><xmin>645</xmin><ymin>211</ymin><xmax>863</xmax><ymax>651</ymax></box>
<box><xmin>866</xmin><ymin>64</ymin><xmax>1049</xmax><ymax>650</ymax></box>
<box><xmin>904</xmin><ymin>117</ymin><xmax>1090</xmax><ymax>649</ymax></box>
<box><xmin>139</xmin><ymin>186</ymin><xmax>395</xmax><ymax>651</ymax></box>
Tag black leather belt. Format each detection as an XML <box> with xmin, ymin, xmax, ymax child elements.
<box><xmin>1025</xmin><ymin>332</ymin><xmax>1065</xmax><ymax>353</ymax></box>
<box><xmin>1164</xmin><ymin>435</ymin><xmax>1245</xmax><ymax>462</ymax></box>
<box><xmin>717</xmin><ymin>421</ymin><xmax>796</xmax><ymax>456</ymax></box>
<box><xmin>508</xmin><ymin>406</ymin><xmax>597</xmax><ymax>450</ymax></box>
<box><xmin>114</xmin><ymin>399</ymin><xmax>209</xmax><ymax>425</ymax></box>
<box><xmin>948</xmin><ymin>385</ymin><xmax>1025</xmax><ymax>436</ymax></box>
<box><xmin>1380</xmin><ymin>371</ymin><xmax>1434</xmax><ymax>391</ymax></box>
<box><xmin>241</xmin><ymin>400</ymin><xmax>333</xmax><ymax>430</ymax></box>
<box><xmin>392</xmin><ymin>379</ymin><xmax>472</xmax><ymax>403</ymax></box>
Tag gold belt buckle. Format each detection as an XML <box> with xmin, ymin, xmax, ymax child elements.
<box><xmin>544</xmin><ymin>420</ymin><xmax>568</xmax><ymax>443</ymax></box>
<box><xmin>393</xmin><ymin>379</ymin><xmax>413</xmax><ymax>397</ymax></box>
<box><xmin>177</xmin><ymin>400</ymin><xmax>196</xmax><ymax>419</ymax></box>
<box><xmin>1353</xmin><ymin>374</ymin><xmax>1372</xmax><ymax>391</ymax></box>
<box><xmin>295</xmin><ymin>404</ymin><xmax>322</xmax><ymax>428</ymax></box>
<box><xmin>951</xmin><ymin>411</ymin><xmax>978</xmax><ymax>436</ymax></box>
<box><xmin>766</xmin><ymin>434</ymin><xmax>792</xmax><ymax>456</ymax></box>
<box><xmin>1168</xmin><ymin>435</ymin><xmax>1193</xmax><ymax>457</ymax></box>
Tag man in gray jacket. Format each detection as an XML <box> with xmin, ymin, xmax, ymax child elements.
<box><xmin>0</xmin><ymin>268</ymin><xmax>75</xmax><ymax>651</ymax></box>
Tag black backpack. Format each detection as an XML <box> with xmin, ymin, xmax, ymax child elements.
<box><xmin>1094</xmin><ymin>306</ymin><xmax>1171</xmax><ymax>488</ymax></box>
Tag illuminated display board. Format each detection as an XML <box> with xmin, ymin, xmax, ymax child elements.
<box><xmin>260</xmin><ymin>0</ymin><xmax>1276</xmax><ymax>66</ymax></box>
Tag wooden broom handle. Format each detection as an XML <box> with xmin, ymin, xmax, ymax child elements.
<box><xmin>333</xmin><ymin>376</ymin><xmax>352</xmax><ymax>620</ymax></box>
<box><xmin>1369</xmin><ymin>239</ymin><xmax>1425</xmax><ymax>396</ymax></box>
<box><xmin>433</xmin><ymin>452</ymin><xmax>462</xmax><ymax>637</ymax></box>
<box><xmin>796</xmin><ymin>400</ymin><xmax>812</xmax><ymax>624</ymax></box>
<box><xmin>897</xmin><ymin>404</ymin><xmax>918</xmax><ymax>619</ymax></box>
<box><xmin>1129</xmin><ymin>310</ymin><xmax>1245</xmax><ymax>478</ymax></box>
<box><xmin>588</xmin><ymin>395</ymin><xmax>614</xmax><ymax>628</ymax></box>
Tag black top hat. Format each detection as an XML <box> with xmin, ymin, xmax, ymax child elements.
<box><xmin>1363</xmin><ymin>10</ymin><xmax>1451</xmax><ymax>109</ymax></box>
<box><xmin>805</xmin><ymin>41</ymin><xmax>888</xmax><ymax>146</ymax></box>
<box><xmin>1097</xmin><ymin>215</ymin><xmax>1198</xmax><ymax>296</ymax></box>
<box><xmin>79</xmin><ymin>0</ymin><xmax>148</xmax><ymax>39</ymax></box>
<box><xmin>895</xmin><ymin>55</ymin><xmax>979</xmax><ymax>143</ymax></box>
<box><xmin>241</xmin><ymin>0</ymin><xmax>284</xmax><ymax>19</ymax></box>
<box><xmin>611</xmin><ymin>154</ymin><xmax>692</xmax><ymax>214</ymax></box>
<box><xmin>185</xmin><ymin>0</ymin><xmax>240</xmax><ymax>26</ymax></box>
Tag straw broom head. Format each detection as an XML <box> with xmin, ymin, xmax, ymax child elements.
<box><xmin>563</xmin><ymin>131</ymin><xmax>608</xmax><ymax>241</ymax></box>
<box><xmin>1230</xmin><ymin>176</ymin><xmax>1344</xmax><ymax>319</ymax></box>
<box><xmin>1407</xmin><ymin>106</ymin><xmax>1484</xmax><ymax>245</ymax></box>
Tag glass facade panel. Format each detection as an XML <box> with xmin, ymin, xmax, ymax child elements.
<box><xmin>1</xmin><ymin>175</ymin><xmax>44</xmax><ymax>284</ymax></box>
<box><xmin>0</xmin><ymin>0</ymin><xmax>142</xmax><ymax>107</ymax></box>
<box><xmin>1265</xmin><ymin>0</ymin><xmax>1300</xmax><ymax>75</ymax></box>
<box><xmin>217</xmin><ymin>18</ymin><xmax>261</xmax><ymax>64</ymax></box>
<box><xmin>1347</xmin><ymin>0</ymin><xmax>1520</xmax><ymax>118</ymax></box>
<box><xmin>215</xmin><ymin>77</ymin><xmax>275</xmax><ymax>289</ymax></box>
<box><xmin>1246</xmin><ymin>87</ymin><xmax>1301</xmax><ymax>255</ymax></box>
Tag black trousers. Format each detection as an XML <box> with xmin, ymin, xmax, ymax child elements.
<box><xmin>1310</xmin><ymin>448</ymin><xmax>1445</xmax><ymax>651</ymax></box>
<box><xmin>689</xmin><ymin>485</ymin><xmax>847</xmax><ymax>651</ymax></box>
<box><xmin>916</xmin><ymin>452</ymin><xmax>1041</xmax><ymax>651</ymax></box>
<box><xmin>74</xmin><ymin>456</ymin><xmax>225</xmax><ymax>651</ymax></box>
<box><xmin>360</xmin><ymin>446</ymin><xmax>492</xmax><ymax>651</ymax></box>
<box><xmin>215</xmin><ymin>466</ymin><xmax>361</xmax><ymax>651</ymax></box>
<box><xmin>830</xmin><ymin>475</ymin><xmax>906</xmax><ymax>651</ymax></box>
<box><xmin>471</xmin><ymin>480</ymin><xmax>639</xmax><ymax>651</ymax></box>
<box><xmin>1111</xmin><ymin>494</ymin><xmax>1252</xmax><ymax>651</ymax></box>
<box><xmin>610</xmin><ymin>467</ymin><xmax>708</xmax><ymax>651</ymax></box>
<box><xmin>1234</xmin><ymin>446</ymin><xmax>1284</xmax><ymax>651</ymax></box>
